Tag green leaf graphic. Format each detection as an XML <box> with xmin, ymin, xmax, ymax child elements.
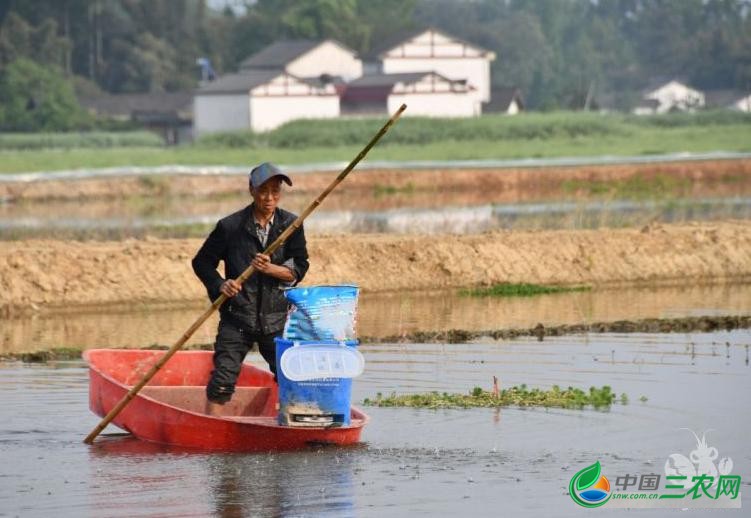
<box><xmin>575</xmin><ymin>461</ymin><xmax>601</xmax><ymax>491</ymax></box>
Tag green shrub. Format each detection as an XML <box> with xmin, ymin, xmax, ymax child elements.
<box><xmin>266</xmin><ymin>112</ymin><xmax>632</xmax><ymax>148</ymax></box>
<box><xmin>191</xmin><ymin>112</ymin><xmax>637</xmax><ymax>150</ymax></box>
<box><xmin>0</xmin><ymin>59</ymin><xmax>90</xmax><ymax>131</ymax></box>
<box><xmin>625</xmin><ymin>110</ymin><xmax>751</xmax><ymax>128</ymax></box>
<box><xmin>190</xmin><ymin>110</ymin><xmax>751</xmax><ymax>152</ymax></box>
<box><xmin>194</xmin><ymin>130</ymin><xmax>264</xmax><ymax>148</ymax></box>
<box><xmin>0</xmin><ymin>131</ymin><xmax>164</xmax><ymax>150</ymax></box>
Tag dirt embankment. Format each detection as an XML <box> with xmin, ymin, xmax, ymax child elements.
<box><xmin>2</xmin><ymin>159</ymin><xmax>751</xmax><ymax>202</ymax></box>
<box><xmin>1</xmin><ymin>221</ymin><xmax>750</xmax><ymax>314</ymax></box>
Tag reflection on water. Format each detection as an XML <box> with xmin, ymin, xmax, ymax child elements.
<box><xmin>2</xmin><ymin>283</ymin><xmax>750</xmax><ymax>354</ymax></box>
<box><xmin>2</xmin><ymin>196</ymin><xmax>750</xmax><ymax>238</ymax></box>
<box><xmin>207</xmin><ymin>450</ymin><xmax>357</xmax><ymax>517</ymax></box>
<box><xmin>1</xmin><ymin>330</ymin><xmax>749</xmax><ymax>516</ymax></box>
<box><xmin>85</xmin><ymin>437</ymin><xmax>359</xmax><ymax>518</ymax></box>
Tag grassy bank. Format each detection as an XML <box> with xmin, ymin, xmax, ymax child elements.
<box><xmin>1</xmin><ymin>111</ymin><xmax>750</xmax><ymax>173</ymax></box>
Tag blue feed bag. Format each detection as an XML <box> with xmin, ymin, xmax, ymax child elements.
<box><xmin>283</xmin><ymin>285</ymin><xmax>359</xmax><ymax>341</ymax></box>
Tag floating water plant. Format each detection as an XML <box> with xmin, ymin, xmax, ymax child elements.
<box><xmin>363</xmin><ymin>384</ymin><xmax>619</xmax><ymax>410</ymax></box>
<box><xmin>460</xmin><ymin>283</ymin><xmax>591</xmax><ymax>298</ymax></box>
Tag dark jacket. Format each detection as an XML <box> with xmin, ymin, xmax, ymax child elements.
<box><xmin>192</xmin><ymin>204</ymin><xmax>309</xmax><ymax>334</ymax></box>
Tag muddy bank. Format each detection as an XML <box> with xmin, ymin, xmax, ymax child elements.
<box><xmin>365</xmin><ymin>314</ymin><xmax>751</xmax><ymax>344</ymax></box>
<box><xmin>2</xmin><ymin>158</ymin><xmax>751</xmax><ymax>202</ymax></box>
<box><xmin>1</xmin><ymin>221</ymin><xmax>750</xmax><ymax>314</ymax></box>
<box><xmin>3</xmin><ymin>282</ymin><xmax>750</xmax><ymax>354</ymax></box>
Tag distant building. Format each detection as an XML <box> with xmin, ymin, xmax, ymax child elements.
<box><xmin>341</xmin><ymin>72</ymin><xmax>477</xmax><ymax>117</ymax></box>
<box><xmin>193</xmin><ymin>69</ymin><xmax>338</xmax><ymax>135</ymax></box>
<box><xmin>377</xmin><ymin>28</ymin><xmax>496</xmax><ymax>112</ymax></box>
<box><xmin>705</xmin><ymin>89</ymin><xmax>751</xmax><ymax>112</ymax></box>
<box><xmin>240</xmin><ymin>39</ymin><xmax>363</xmax><ymax>81</ymax></box>
<box><xmin>193</xmin><ymin>39</ymin><xmax>360</xmax><ymax>135</ymax></box>
<box><xmin>633</xmin><ymin>78</ymin><xmax>705</xmax><ymax>115</ymax></box>
<box><xmin>194</xmin><ymin>29</ymin><xmax>497</xmax><ymax>134</ymax></box>
<box><xmin>79</xmin><ymin>92</ymin><xmax>193</xmax><ymax>144</ymax></box>
<box><xmin>484</xmin><ymin>87</ymin><xmax>525</xmax><ymax>115</ymax></box>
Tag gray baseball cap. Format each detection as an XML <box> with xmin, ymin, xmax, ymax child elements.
<box><xmin>249</xmin><ymin>162</ymin><xmax>292</xmax><ymax>189</ymax></box>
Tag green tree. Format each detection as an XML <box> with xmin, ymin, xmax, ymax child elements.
<box><xmin>0</xmin><ymin>12</ymin><xmax>70</xmax><ymax>68</ymax></box>
<box><xmin>0</xmin><ymin>59</ymin><xmax>88</xmax><ymax>131</ymax></box>
<box><xmin>265</xmin><ymin>0</ymin><xmax>370</xmax><ymax>52</ymax></box>
<box><xmin>487</xmin><ymin>11</ymin><xmax>553</xmax><ymax>106</ymax></box>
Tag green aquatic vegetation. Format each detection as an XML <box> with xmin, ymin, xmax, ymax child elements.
<box><xmin>460</xmin><ymin>283</ymin><xmax>591</xmax><ymax>298</ymax></box>
<box><xmin>363</xmin><ymin>384</ymin><xmax>618</xmax><ymax>410</ymax></box>
<box><xmin>137</xmin><ymin>174</ymin><xmax>172</xmax><ymax>196</ymax></box>
<box><xmin>373</xmin><ymin>182</ymin><xmax>415</xmax><ymax>197</ymax></box>
<box><xmin>562</xmin><ymin>173</ymin><xmax>691</xmax><ymax>200</ymax></box>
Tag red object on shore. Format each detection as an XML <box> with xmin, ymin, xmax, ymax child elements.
<box><xmin>84</xmin><ymin>349</ymin><xmax>368</xmax><ymax>452</ymax></box>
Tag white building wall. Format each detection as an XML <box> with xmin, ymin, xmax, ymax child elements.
<box><xmin>287</xmin><ymin>41</ymin><xmax>363</xmax><ymax>80</ymax></box>
<box><xmin>632</xmin><ymin>106</ymin><xmax>656</xmax><ymax>116</ymax></box>
<box><xmin>391</xmin><ymin>30</ymin><xmax>487</xmax><ymax>58</ymax></box>
<box><xmin>732</xmin><ymin>95</ymin><xmax>751</xmax><ymax>112</ymax></box>
<box><xmin>645</xmin><ymin>81</ymin><xmax>705</xmax><ymax>113</ymax></box>
<box><xmin>507</xmin><ymin>99</ymin><xmax>520</xmax><ymax>115</ymax></box>
<box><xmin>381</xmin><ymin>30</ymin><xmax>493</xmax><ymax>104</ymax></box>
<box><xmin>383</xmin><ymin>57</ymin><xmax>491</xmax><ymax>103</ymax></box>
<box><xmin>387</xmin><ymin>92</ymin><xmax>478</xmax><ymax>118</ymax></box>
<box><xmin>249</xmin><ymin>95</ymin><xmax>340</xmax><ymax>132</ymax></box>
<box><xmin>193</xmin><ymin>94</ymin><xmax>250</xmax><ymax>136</ymax></box>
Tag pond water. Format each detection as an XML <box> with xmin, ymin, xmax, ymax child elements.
<box><xmin>1</xmin><ymin>330</ymin><xmax>749</xmax><ymax>516</ymax></box>
<box><xmin>3</xmin><ymin>283</ymin><xmax>751</xmax><ymax>354</ymax></box>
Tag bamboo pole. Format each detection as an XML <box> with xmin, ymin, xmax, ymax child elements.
<box><xmin>83</xmin><ymin>104</ymin><xmax>407</xmax><ymax>444</ymax></box>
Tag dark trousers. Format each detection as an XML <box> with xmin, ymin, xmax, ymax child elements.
<box><xmin>206</xmin><ymin>318</ymin><xmax>280</xmax><ymax>404</ymax></box>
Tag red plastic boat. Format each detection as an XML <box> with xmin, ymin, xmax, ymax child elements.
<box><xmin>84</xmin><ymin>349</ymin><xmax>368</xmax><ymax>451</ymax></box>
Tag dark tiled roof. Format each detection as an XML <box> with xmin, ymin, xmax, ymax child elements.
<box><xmin>239</xmin><ymin>40</ymin><xmax>321</xmax><ymax>69</ymax></box>
<box><xmin>195</xmin><ymin>69</ymin><xmax>284</xmax><ymax>94</ymax></box>
<box><xmin>78</xmin><ymin>92</ymin><xmax>193</xmax><ymax>117</ymax></box>
<box><xmin>239</xmin><ymin>39</ymin><xmax>357</xmax><ymax>70</ymax></box>
<box><xmin>484</xmin><ymin>87</ymin><xmax>524</xmax><ymax>112</ymax></box>
<box><xmin>705</xmin><ymin>89</ymin><xmax>749</xmax><ymax>107</ymax></box>
<box><xmin>635</xmin><ymin>98</ymin><xmax>661</xmax><ymax>109</ymax></box>
<box><xmin>343</xmin><ymin>72</ymin><xmax>470</xmax><ymax>105</ymax></box>
<box><xmin>346</xmin><ymin>72</ymin><xmax>432</xmax><ymax>88</ymax></box>
<box><xmin>299</xmin><ymin>74</ymin><xmax>346</xmax><ymax>88</ymax></box>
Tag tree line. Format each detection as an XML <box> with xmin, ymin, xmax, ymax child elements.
<box><xmin>0</xmin><ymin>0</ymin><xmax>749</xmax><ymax>130</ymax></box>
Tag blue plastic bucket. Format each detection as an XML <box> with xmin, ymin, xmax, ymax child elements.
<box><xmin>275</xmin><ymin>338</ymin><xmax>360</xmax><ymax>427</ymax></box>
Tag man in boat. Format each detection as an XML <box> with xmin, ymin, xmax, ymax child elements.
<box><xmin>192</xmin><ymin>162</ymin><xmax>309</xmax><ymax>415</ymax></box>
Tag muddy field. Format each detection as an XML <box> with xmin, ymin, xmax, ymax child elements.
<box><xmin>2</xmin><ymin>158</ymin><xmax>750</xmax><ymax>517</ymax></box>
<box><xmin>2</xmin><ymin>221</ymin><xmax>750</xmax><ymax>314</ymax></box>
<box><xmin>2</xmin><ymin>158</ymin><xmax>751</xmax><ymax>202</ymax></box>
